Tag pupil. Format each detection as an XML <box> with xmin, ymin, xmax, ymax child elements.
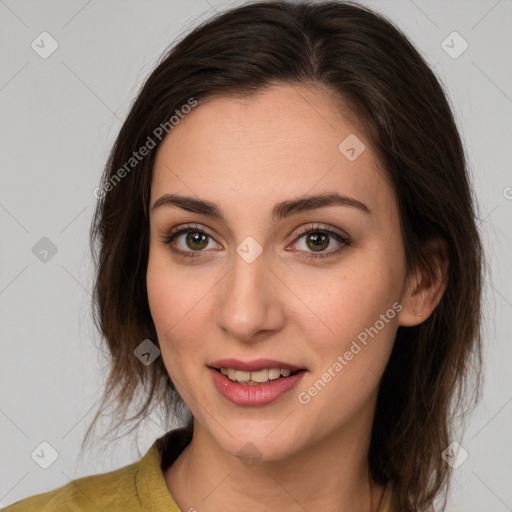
<box><xmin>187</xmin><ymin>232</ymin><xmax>208</xmax><ymax>250</ymax></box>
<box><xmin>308</xmin><ymin>232</ymin><xmax>327</xmax><ymax>251</ymax></box>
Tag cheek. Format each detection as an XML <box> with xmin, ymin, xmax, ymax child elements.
<box><xmin>146</xmin><ymin>246</ymin><xmax>221</xmax><ymax>381</ymax></box>
<box><xmin>295</xmin><ymin>273</ymin><xmax>400</xmax><ymax>425</ymax></box>
<box><xmin>295</xmin><ymin>248</ymin><xmax>403</xmax><ymax>395</ymax></box>
<box><xmin>301</xmin><ymin>261</ymin><xmax>400</xmax><ymax>340</ymax></box>
<box><xmin>147</xmin><ymin>244</ymin><xmax>207</xmax><ymax>332</ymax></box>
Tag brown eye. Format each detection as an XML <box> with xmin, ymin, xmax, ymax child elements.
<box><xmin>162</xmin><ymin>224</ymin><xmax>221</xmax><ymax>258</ymax></box>
<box><xmin>305</xmin><ymin>232</ymin><xmax>329</xmax><ymax>252</ymax></box>
<box><xmin>185</xmin><ymin>231</ymin><xmax>209</xmax><ymax>250</ymax></box>
<box><xmin>292</xmin><ymin>225</ymin><xmax>350</xmax><ymax>261</ymax></box>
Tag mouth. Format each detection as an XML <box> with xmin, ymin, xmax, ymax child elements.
<box><xmin>207</xmin><ymin>358</ymin><xmax>307</xmax><ymax>405</ymax></box>
<box><xmin>210</xmin><ymin>367</ymin><xmax>304</xmax><ymax>385</ymax></box>
<box><xmin>208</xmin><ymin>358</ymin><xmax>306</xmax><ymax>385</ymax></box>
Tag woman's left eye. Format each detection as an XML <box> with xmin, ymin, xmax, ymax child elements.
<box><xmin>292</xmin><ymin>225</ymin><xmax>350</xmax><ymax>260</ymax></box>
<box><xmin>161</xmin><ymin>223</ymin><xmax>350</xmax><ymax>260</ymax></box>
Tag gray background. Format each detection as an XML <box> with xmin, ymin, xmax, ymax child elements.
<box><xmin>0</xmin><ymin>0</ymin><xmax>511</xmax><ymax>510</ymax></box>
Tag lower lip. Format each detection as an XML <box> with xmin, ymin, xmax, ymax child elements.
<box><xmin>209</xmin><ymin>368</ymin><xmax>306</xmax><ymax>406</ymax></box>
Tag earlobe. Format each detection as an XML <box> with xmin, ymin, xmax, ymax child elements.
<box><xmin>398</xmin><ymin>237</ymin><xmax>449</xmax><ymax>327</ymax></box>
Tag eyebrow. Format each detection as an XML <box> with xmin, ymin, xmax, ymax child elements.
<box><xmin>151</xmin><ymin>192</ymin><xmax>371</xmax><ymax>221</ymax></box>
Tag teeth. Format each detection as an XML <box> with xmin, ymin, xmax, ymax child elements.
<box><xmin>235</xmin><ymin>370</ymin><xmax>251</xmax><ymax>382</ymax></box>
<box><xmin>249</xmin><ymin>369</ymin><xmax>270</xmax><ymax>383</ymax></box>
<box><xmin>218</xmin><ymin>367</ymin><xmax>295</xmax><ymax>384</ymax></box>
<box><xmin>268</xmin><ymin>368</ymin><xmax>281</xmax><ymax>380</ymax></box>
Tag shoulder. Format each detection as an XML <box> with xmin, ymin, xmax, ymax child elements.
<box><xmin>1</xmin><ymin>456</ymin><xmax>141</xmax><ymax>512</ymax></box>
<box><xmin>2</xmin><ymin>427</ymin><xmax>193</xmax><ymax>512</ymax></box>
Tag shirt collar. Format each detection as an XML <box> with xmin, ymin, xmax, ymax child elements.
<box><xmin>135</xmin><ymin>425</ymin><xmax>193</xmax><ymax>511</ymax></box>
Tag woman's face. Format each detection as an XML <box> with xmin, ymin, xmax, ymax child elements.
<box><xmin>147</xmin><ymin>84</ymin><xmax>409</xmax><ymax>461</ymax></box>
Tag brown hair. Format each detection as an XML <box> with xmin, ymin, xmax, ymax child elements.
<box><xmin>84</xmin><ymin>2</ymin><xmax>484</xmax><ymax>510</ymax></box>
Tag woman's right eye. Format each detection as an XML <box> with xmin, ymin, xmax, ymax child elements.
<box><xmin>162</xmin><ymin>225</ymin><xmax>222</xmax><ymax>258</ymax></box>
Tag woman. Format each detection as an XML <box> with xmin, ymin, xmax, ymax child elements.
<box><xmin>3</xmin><ymin>1</ymin><xmax>483</xmax><ymax>511</ymax></box>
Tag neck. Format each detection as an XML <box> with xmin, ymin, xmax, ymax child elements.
<box><xmin>164</xmin><ymin>408</ymin><xmax>385</xmax><ymax>512</ymax></box>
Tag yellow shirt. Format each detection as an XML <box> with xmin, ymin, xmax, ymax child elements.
<box><xmin>2</xmin><ymin>427</ymin><xmax>395</xmax><ymax>511</ymax></box>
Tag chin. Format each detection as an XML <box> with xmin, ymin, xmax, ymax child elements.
<box><xmin>205</xmin><ymin>419</ymin><xmax>302</xmax><ymax>465</ymax></box>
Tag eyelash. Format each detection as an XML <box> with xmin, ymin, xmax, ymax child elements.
<box><xmin>161</xmin><ymin>223</ymin><xmax>350</xmax><ymax>261</ymax></box>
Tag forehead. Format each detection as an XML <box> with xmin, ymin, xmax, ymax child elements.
<box><xmin>151</xmin><ymin>84</ymin><xmax>391</xmax><ymax>217</ymax></box>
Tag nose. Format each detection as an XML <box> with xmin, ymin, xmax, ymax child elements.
<box><xmin>216</xmin><ymin>250</ymin><xmax>286</xmax><ymax>344</ymax></box>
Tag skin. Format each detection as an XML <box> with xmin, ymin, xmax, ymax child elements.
<box><xmin>146</xmin><ymin>84</ymin><xmax>448</xmax><ymax>512</ymax></box>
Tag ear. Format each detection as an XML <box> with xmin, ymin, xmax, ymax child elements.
<box><xmin>398</xmin><ymin>237</ymin><xmax>449</xmax><ymax>327</ymax></box>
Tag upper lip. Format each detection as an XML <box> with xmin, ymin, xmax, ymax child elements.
<box><xmin>209</xmin><ymin>359</ymin><xmax>304</xmax><ymax>372</ymax></box>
